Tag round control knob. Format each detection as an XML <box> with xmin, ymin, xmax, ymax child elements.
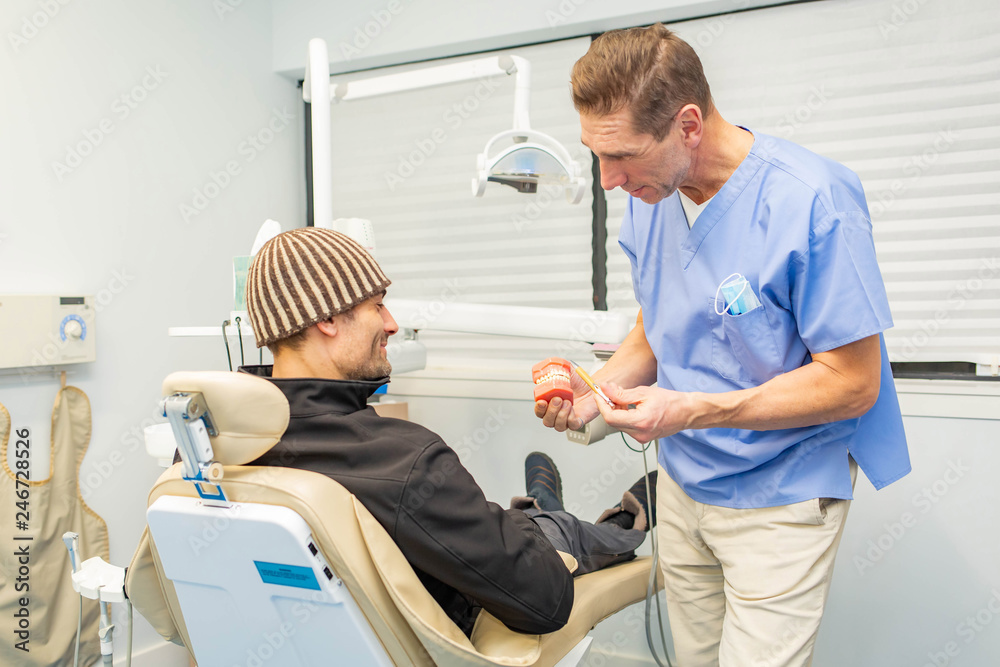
<box><xmin>63</xmin><ymin>319</ymin><xmax>83</xmax><ymax>339</ymax></box>
<box><xmin>60</xmin><ymin>314</ymin><xmax>87</xmax><ymax>342</ymax></box>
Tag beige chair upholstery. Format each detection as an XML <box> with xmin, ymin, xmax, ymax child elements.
<box><xmin>125</xmin><ymin>371</ymin><xmax>655</xmax><ymax>667</ymax></box>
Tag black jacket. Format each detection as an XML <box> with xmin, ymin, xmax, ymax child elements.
<box><xmin>240</xmin><ymin>366</ymin><xmax>574</xmax><ymax>636</ymax></box>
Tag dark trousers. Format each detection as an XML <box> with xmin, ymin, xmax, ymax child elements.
<box><xmin>524</xmin><ymin>508</ymin><xmax>646</xmax><ymax>576</ymax></box>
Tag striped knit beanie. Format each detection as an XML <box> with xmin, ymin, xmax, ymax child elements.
<box><xmin>246</xmin><ymin>227</ymin><xmax>391</xmax><ymax>348</ymax></box>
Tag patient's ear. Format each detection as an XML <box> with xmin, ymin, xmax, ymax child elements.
<box><xmin>315</xmin><ymin>319</ymin><xmax>338</xmax><ymax>338</ymax></box>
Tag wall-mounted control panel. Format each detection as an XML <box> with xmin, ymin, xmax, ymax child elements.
<box><xmin>0</xmin><ymin>295</ymin><xmax>96</xmax><ymax>369</ymax></box>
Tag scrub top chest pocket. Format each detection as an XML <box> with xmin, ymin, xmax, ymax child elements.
<box><xmin>708</xmin><ymin>296</ymin><xmax>784</xmax><ymax>385</ymax></box>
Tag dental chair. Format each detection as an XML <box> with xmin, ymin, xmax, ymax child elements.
<box><xmin>125</xmin><ymin>371</ymin><xmax>655</xmax><ymax>666</ymax></box>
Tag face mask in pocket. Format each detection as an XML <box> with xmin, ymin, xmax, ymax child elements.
<box><xmin>715</xmin><ymin>273</ymin><xmax>762</xmax><ymax>316</ymax></box>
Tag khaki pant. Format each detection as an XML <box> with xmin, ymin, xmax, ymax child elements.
<box><xmin>657</xmin><ymin>461</ymin><xmax>856</xmax><ymax>667</ymax></box>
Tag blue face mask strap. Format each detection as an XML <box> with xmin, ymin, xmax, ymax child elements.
<box><xmin>714</xmin><ymin>272</ymin><xmax>747</xmax><ymax>316</ymax></box>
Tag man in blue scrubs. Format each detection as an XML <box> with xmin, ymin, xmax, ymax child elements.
<box><xmin>535</xmin><ymin>24</ymin><xmax>910</xmax><ymax>666</ymax></box>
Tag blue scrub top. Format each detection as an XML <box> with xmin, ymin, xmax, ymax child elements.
<box><xmin>619</xmin><ymin>130</ymin><xmax>911</xmax><ymax>509</ymax></box>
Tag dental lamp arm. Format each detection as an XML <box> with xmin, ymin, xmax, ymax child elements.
<box><xmin>332</xmin><ymin>55</ymin><xmax>518</xmax><ymax>102</ymax></box>
<box><xmin>304</xmin><ymin>38</ymin><xmax>332</xmax><ymax>229</ymax></box>
<box><xmin>499</xmin><ymin>55</ymin><xmax>531</xmax><ymax>133</ymax></box>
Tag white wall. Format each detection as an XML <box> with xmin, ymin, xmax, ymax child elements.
<box><xmin>0</xmin><ymin>0</ymin><xmax>302</xmax><ymax>662</ymax></box>
<box><xmin>271</xmin><ymin>0</ymin><xmax>795</xmax><ymax>76</ymax></box>
<box><xmin>819</xmin><ymin>414</ymin><xmax>1000</xmax><ymax>666</ymax></box>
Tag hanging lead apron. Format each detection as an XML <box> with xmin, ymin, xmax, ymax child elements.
<box><xmin>0</xmin><ymin>386</ymin><xmax>110</xmax><ymax>666</ymax></box>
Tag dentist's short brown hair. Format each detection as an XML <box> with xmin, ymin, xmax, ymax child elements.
<box><xmin>571</xmin><ymin>24</ymin><xmax>714</xmax><ymax>140</ymax></box>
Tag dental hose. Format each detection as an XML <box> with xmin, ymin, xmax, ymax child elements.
<box><xmin>126</xmin><ymin>598</ymin><xmax>133</xmax><ymax>667</ymax></box>
<box><xmin>222</xmin><ymin>320</ymin><xmax>233</xmax><ymax>371</ymax></box>
<box><xmin>623</xmin><ymin>434</ymin><xmax>674</xmax><ymax>667</ymax></box>
<box><xmin>235</xmin><ymin>316</ymin><xmax>245</xmax><ymax>366</ymax></box>
<box><xmin>74</xmin><ymin>596</ymin><xmax>82</xmax><ymax>667</ymax></box>
<box><xmin>63</xmin><ymin>532</ymin><xmax>82</xmax><ymax>667</ymax></box>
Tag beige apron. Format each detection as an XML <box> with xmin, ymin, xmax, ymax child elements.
<box><xmin>0</xmin><ymin>386</ymin><xmax>110</xmax><ymax>666</ymax></box>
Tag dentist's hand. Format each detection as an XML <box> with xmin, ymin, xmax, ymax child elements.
<box><xmin>534</xmin><ymin>371</ymin><xmax>599</xmax><ymax>432</ymax></box>
<box><xmin>593</xmin><ymin>382</ymin><xmax>695</xmax><ymax>443</ymax></box>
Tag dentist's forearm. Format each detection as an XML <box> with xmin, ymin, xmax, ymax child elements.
<box><xmin>593</xmin><ymin>309</ymin><xmax>658</xmax><ymax>389</ymax></box>
<box><xmin>683</xmin><ymin>335</ymin><xmax>882</xmax><ymax>432</ymax></box>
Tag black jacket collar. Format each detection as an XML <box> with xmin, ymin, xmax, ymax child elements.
<box><xmin>239</xmin><ymin>365</ymin><xmax>389</xmax><ymax>416</ymax></box>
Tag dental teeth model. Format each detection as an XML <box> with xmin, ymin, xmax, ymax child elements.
<box><xmin>531</xmin><ymin>357</ymin><xmax>574</xmax><ymax>404</ymax></box>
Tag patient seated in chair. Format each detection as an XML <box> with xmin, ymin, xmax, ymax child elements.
<box><xmin>242</xmin><ymin>228</ymin><xmax>655</xmax><ymax>637</ymax></box>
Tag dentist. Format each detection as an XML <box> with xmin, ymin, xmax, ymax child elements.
<box><xmin>534</xmin><ymin>24</ymin><xmax>910</xmax><ymax>667</ymax></box>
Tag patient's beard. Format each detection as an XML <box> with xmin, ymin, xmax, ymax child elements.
<box><xmin>345</xmin><ymin>335</ymin><xmax>391</xmax><ymax>381</ymax></box>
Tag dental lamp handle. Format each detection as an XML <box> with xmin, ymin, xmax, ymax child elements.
<box><xmin>63</xmin><ymin>532</ymin><xmax>81</xmax><ymax>573</ymax></box>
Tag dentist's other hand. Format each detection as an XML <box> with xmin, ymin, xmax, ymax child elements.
<box><xmin>593</xmin><ymin>382</ymin><xmax>695</xmax><ymax>443</ymax></box>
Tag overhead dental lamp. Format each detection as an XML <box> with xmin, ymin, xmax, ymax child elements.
<box><xmin>302</xmin><ymin>40</ymin><xmax>586</xmax><ymax>219</ymax></box>
<box><xmin>475</xmin><ymin>128</ymin><xmax>586</xmax><ymax>202</ymax></box>
<box><xmin>470</xmin><ymin>56</ymin><xmax>586</xmax><ymax>204</ymax></box>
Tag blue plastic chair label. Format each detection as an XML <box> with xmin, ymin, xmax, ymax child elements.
<box><xmin>253</xmin><ymin>561</ymin><xmax>321</xmax><ymax>590</ymax></box>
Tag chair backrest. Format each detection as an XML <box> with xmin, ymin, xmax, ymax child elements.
<box><xmin>146</xmin><ymin>493</ymin><xmax>393</xmax><ymax>666</ymax></box>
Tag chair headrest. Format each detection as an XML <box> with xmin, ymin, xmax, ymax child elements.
<box><xmin>161</xmin><ymin>371</ymin><xmax>289</xmax><ymax>465</ymax></box>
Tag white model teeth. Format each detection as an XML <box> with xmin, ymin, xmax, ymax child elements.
<box><xmin>534</xmin><ymin>369</ymin><xmax>570</xmax><ymax>384</ymax></box>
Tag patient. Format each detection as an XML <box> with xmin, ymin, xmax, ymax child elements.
<box><xmin>241</xmin><ymin>227</ymin><xmax>655</xmax><ymax>636</ymax></box>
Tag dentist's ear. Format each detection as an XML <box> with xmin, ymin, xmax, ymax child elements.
<box><xmin>676</xmin><ymin>104</ymin><xmax>703</xmax><ymax>148</ymax></box>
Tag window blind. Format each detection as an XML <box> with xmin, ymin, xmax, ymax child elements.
<box><xmin>605</xmin><ymin>0</ymin><xmax>1000</xmax><ymax>373</ymax></box>
<box><xmin>328</xmin><ymin>37</ymin><xmax>595</xmax><ymax>364</ymax></box>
